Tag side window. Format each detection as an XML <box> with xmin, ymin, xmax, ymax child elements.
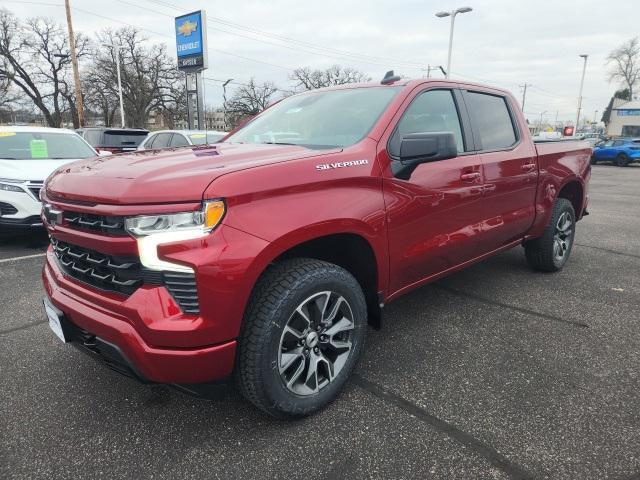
<box><xmin>144</xmin><ymin>134</ymin><xmax>157</xmax><ymax>148</ymax></box>
<box><xmin>465</xmin><ymin>92</ymin><xmax>517</xmax><ymax>150</ymax></box>
<box><xmin>170</xmin><ymin>134</ymin><xmax>189</xmax><ymax>147</ymax></box>
<box><xmin>390</xmin><ymin>89</ymin><xmax>465</xmax><ymax>156</ymax></box>
<box><xmin>603</xmin><ymin>140</ymin><xmax>614</xmax><ymax>147</ymax></box>
<box><xmin>613</xmin><ymin>140</ymin><xmax>625</xmax><ymax>147</ymax></box>
<box><xmin>152</xmin><ymin>133</ymin><xmax>172</xmax><ymax>148</ymax></box>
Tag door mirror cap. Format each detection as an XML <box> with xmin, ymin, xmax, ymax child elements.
<box><xmin>391</xmin><ymin>132</ymin><xmax>458</xmax><ymax>180</ymax></box>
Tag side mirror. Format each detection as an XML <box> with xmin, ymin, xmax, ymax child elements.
<box><xmin>391</xmin><ymin>132</ymin><xmax>457</xmax><ymax>180</ymax></box>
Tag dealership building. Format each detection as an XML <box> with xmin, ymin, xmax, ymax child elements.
<box><xmin>606</xmin><ymin>99</ymin><xmax>640</xmax><ymax>137</ymax></box>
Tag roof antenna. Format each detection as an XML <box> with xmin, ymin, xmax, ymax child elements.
<box><xmin>381</xmin><ymin>70</ymin><xmax>401</xmax><ymax>85</ymax></box>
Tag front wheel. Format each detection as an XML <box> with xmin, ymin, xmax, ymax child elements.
<box><xmin>236</xmin><ymin>258</ymin><xmax>367</xmax><ymax>418</ymax></box>
<box><xmin>524</xmin><ymin>198</ymin><xmax>576</xmax><ymax>272</ymax></box>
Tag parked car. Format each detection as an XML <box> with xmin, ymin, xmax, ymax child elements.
<box><xmin>41</xmin><ymin>77</ymin><xmax>591</xmax><ymax>418</ymax></box>
<box><xmin>137</xmin><ymin>130</ymin><xmax>227</xmax><ymax>150</ymax></box>
<box><xmin>76</xmin><ymin>127</ymin><xmax>149</xmax><ymax>154</ymax></box>
<box><xmin>0</xmin><ymin>126</ymin><xmax>98</xmax><ymax>232</ymax></box>
<box><xmin>591</xmin><ymin>137</ymin><xmax>640</xmax><ymax>166</ymax></box>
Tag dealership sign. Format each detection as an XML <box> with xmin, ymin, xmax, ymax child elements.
<box><xmin>175</xmin><ymin>10</ymin><xmax>208</xmax><ymax>71</ymax></box>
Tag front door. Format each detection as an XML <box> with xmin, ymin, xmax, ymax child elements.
<box><xmin>381</xmin><ymin>88</ymin><xmax>484</xmax><ymax>294</ymax></box>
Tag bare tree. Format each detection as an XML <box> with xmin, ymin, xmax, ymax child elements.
<box><xmin>224</xmin><ymin>78</ymin><xmax>279</xmax><ymax>128</ymax></box>
<box><xmin>84</xmin><ymin>28</ymin><xmax>183</xmax><ymax>128</ymax></box>
<box><xmin>0</xmin><ymin>9</ymin><xmax>88</xmax><ymax>128</ymax></box>
<box><xmin>290</xmin><ymin>65</ymin><xmax>370</xmax><ymax>91</ymax></box>
<box><xmin>606</xmin><ymin>37</ymin><xmax>640</xmax><ymax>100</ymax></box>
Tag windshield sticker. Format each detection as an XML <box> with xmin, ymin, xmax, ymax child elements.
<box><xmin>0</xmin><ymin>132</ymin><xmax>16</xmax><ymax>137</ymax></box>
<box><xmin>30</xmin><ymin>139</ymin><xmax>48</xmax><ymax>159</ymax></box>
<box><xmin>189</xmin><ymin>133</ymin><xmax>206</xmax><ymax>138</ymax></box>
<box><xmin>316</xmin><ymin>159</ymin><xmax>369</xmax><ymax>171</ymax></box>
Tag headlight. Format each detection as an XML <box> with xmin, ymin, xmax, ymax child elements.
<box><xmin>0</xmin><ymin>182</ymin><xmax>26</xmax><ymax>193</ymax></box>
<box><xmin>125</xmin><ymin>200</ymin><xmax>225</xmax><ymax>272</ymax></box>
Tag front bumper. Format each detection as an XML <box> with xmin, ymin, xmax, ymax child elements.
<box><xmin>43</xmin><ymin>254</ymin><xmax>237</xmax><ymax>384</ymax></box>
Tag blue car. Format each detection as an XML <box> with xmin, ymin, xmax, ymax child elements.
<box><xmin>591</xmin><ymin>138</ymin><xmax>640</xmax><ymax>166</ymax></box>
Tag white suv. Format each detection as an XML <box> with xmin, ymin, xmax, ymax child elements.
<box><xmin>0</xmin><ymin>126</ymin><xmax>98</xmax><ymax>233</ymax></box>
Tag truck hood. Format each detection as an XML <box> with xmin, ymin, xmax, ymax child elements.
<box><xmin>0</xmin><ymin>158</ymin><xmax>82</xmax><ymax>182</ymax></box>
<box><xmin>45</xmin><ymin>143</ymin><xmax>340</xmax><ymax>204</ymax></box>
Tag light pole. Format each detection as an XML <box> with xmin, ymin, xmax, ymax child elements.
<box><xmin>575</xmin><ymin>54</ymin><xmax>588</xmax><ymax>135</ymax></box>
<box><xmin>103</xmin><ymin>43</ymin><xmax>126</xmax><ymax>128</ymax></box>
<box><xmin>222</xmin><ymin>78</ymin><xmax>233</xmax><ymax>131</ymax></box>
<box><xmin>435</xmin><ymin>7</ymin><xmax>473</xmax><ymax>79</ymax></box>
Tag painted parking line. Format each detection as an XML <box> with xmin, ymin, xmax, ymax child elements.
<box><xmin>0</xmin><ymin>253</ymin><xmax>46</xmax><ymax>264</ymax></box>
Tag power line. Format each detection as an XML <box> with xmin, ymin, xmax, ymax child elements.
<box><xmin>3</xmin><ymin>0</ymin><xmax>296</xmax><ymax>71</ymax></box>
<box><xmin>115</xmin><ymin>0</ymin><xmax>416</xmax><ymax>70</ymax></box>
<box><xmin>143</xmin><ymin>0</ymin><xmax>425</xmax><ymax>69</ymax></box>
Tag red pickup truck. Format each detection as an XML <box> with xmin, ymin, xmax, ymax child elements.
<box><xmin>41</xmin><ymin>76</ymin><xmax>591</xmax><ymax>418</ymax></box>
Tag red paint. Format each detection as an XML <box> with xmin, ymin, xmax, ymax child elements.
<box><xmin>42</xmin><ymin>79</ymin><xmax>591</xmax><ymax>385</ymax></box>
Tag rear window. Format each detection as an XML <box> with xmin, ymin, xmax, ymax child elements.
<box><xmin>465</xmin><ymin>92</ymin><xmax>518</xmax><ymax>150</ymax></box>
<box><xmin>103</xmin><ymin>130</ymin><xmax>149</xmax><ymax>148</ymax></box>
<box><xmin>0</xmin><ymin>131</ymin><xmax>96</xmax><ymax>160</ymax></box>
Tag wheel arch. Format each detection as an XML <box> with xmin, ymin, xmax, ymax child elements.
<box><xmin>557</xmin><ymin>179</ymin><xmax>584</xmax><ymax>218</ymax></box>
<box><xmin>245</xmin><ymin>223</ymin><xmax>387</xmax><ymax>330</ymax></box>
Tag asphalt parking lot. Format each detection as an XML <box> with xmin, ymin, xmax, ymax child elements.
<box><xmin>1</xmin><ymin>164</ymin><xmax>639</xmax><ymax>479</ymax></box>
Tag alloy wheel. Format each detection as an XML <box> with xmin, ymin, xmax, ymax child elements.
<box><xmin>278</xmin><ymin>291</ymin><xmax>354</xmax><ymax>396</ymax></box>
<box><xmin>553</xmin><ymin>211</ymin><xmax>574</xmax><ymax>263</ymax></box>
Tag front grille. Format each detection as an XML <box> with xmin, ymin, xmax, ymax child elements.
<box><xmin>52</xmin><ymin>238</ymin><xmax>143</xmax><ymax>295</ymax></box>
<box><xmin>51</xmin><ymin>237</ymin><xmax>200</xmax><ymax>314</ymax></box>
<box><xmin>27</xmin><ymin>183</ymin><xmax>43</xmax><ymax>201</ymax></box>
<box><xmin>0</xmin><ymin>202</ymin><xmax>18</xmax><ymax>216</ymax></box>
<box><xmin>64</xmin><ymin>211</ymin><xmax>128</xmax><ymax>236</ymax></box>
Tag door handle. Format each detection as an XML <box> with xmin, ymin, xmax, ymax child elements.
<box><xmin>521</xmin><ymin>163</ymin><xmax>536</xmax><ymax>171</ymax></box>
<box><xmin>460</xmin><ymin>172</ymin><xmax>481</xmax><ymax>181</ymax></box>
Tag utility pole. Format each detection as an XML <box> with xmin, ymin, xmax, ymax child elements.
<box><xmin>594</xmin><ymin>109</ymin><xmax>598</xmax><ymax>124</ymax></box>
<box><xmin>520</xmin><ymin>83</ymin><xmax>529</xmax><ymax>111</ymax></box>
<box><xmin>575</xmin><ymin>54</ymin><xmax>588</xmax><ymax>134</ymax></box>
<box><xmin>64</xmin><ymin>0</ymin><xmax>84</xmax><ymax>127</ymax></box>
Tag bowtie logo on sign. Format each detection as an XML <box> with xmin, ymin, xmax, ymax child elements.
<box><xmin>178</xmin><ymin>20</ymin><xmax>197</xmax><ymax>37</ymax></box>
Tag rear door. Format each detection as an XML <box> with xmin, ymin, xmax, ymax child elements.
<box><xmin>462</xmin><ymin>89</ymin><xmax>538</xmax><ymax>251</ymax></box>
<box><xmin>382</xmin><ymin>87</ymin><xmax>485</xmax><ymax>294</ymax></box>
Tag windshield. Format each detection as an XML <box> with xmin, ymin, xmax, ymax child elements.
<box><xmin>0</xmin><ymin>131</ymin><xmax>96</xmax><ymax>160</ymax></box>
<box><xmin>226</xmin><ymin>86</ymin><xmax>401</xmax><ymax>149</ymax></box>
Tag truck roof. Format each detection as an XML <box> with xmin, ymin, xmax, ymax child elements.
<box><xmin>305</xmin><ymin>77</ymin><xmax>513</xmax><ymax>98</ymax></box>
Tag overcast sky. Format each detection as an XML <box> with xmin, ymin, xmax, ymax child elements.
<box><xmin>3</xmin><ymin>0</ymin><xmax>638</xmax><ymax>123</ymax></box>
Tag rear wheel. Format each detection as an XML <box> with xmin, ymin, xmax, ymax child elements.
<box><xmin>236</xmin><ymin>258</ymin><xmax>366</xmax><ymax>418</ymax></box>
<box><xmin>524</xmin><ymin>198</ymin><xmax>576</xmax><ymax>272</ymax></box>
<box><xmin>616</xmin><ymin>153</ymin><xmax>630</xmax><ymax>167</ymax></box>
<box><xmin>590</xmin><ymin>155</ymin><xmax>598</xmax><ymax>165</ymax></box>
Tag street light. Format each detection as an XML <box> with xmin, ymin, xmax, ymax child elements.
<box><xmin>575</xmin><ymin>54</ymin><xmax>588</xmax><ymax>135</ymax></box>
<box><xmin>222</xmin><ymin>78</ymin><xmax>233</xmax><ymax>131</ymax></box>
<box><xmin>435</xmin><ymin>6</ymin><xmax>473</xmax><ymax>79</ymax></box>
<box><xmin>103</xmin><ymin>43</ymin><xmax>126</xmax><ymax>128</ymax></box>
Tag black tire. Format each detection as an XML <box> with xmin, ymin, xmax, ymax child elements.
<box><xmin>524</xmin><ymin>198</ymin><xmax>576</xmax><ymax>272</ymax></box>
<box><xmin>590</xmin><ymin>155</ymin><xmax>598</xmax><ymax>165</ymax></box>
<box><xmin>616</xmin><ymin>153</ymin><xmax>630</xmax><ymax>167</ymax></box>
<box><xmin>236</xmin><ymin>258</ymin><xmax>367</xmax><ymax>418</ymax></box>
